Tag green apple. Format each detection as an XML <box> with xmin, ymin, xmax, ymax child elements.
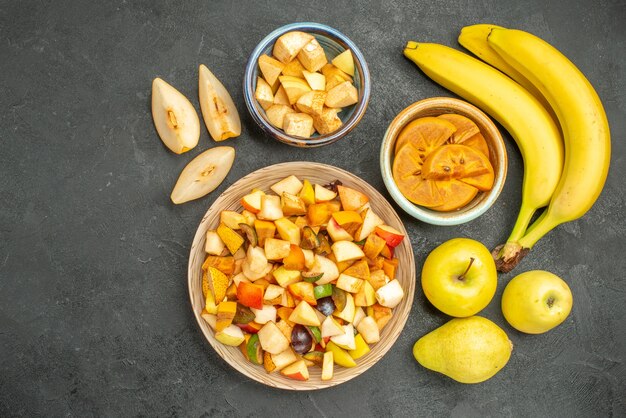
<box><xmin>421</xmin><ymin>238</ymin><xmax>497</xmax><ymax>317</ymax></box>
<box><xmin>501</xmin><ymin>270</ymin><xmax>573</xmax><ymax>334</ymax></box>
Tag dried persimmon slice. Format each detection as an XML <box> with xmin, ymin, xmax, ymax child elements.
<box><xmin>430</xmin><ymin>180</ymin><xmax>479</xmax><ymax>212</ymax></box>
<box><xmin>438</xmin><ymin>113</ymin><xmax>480</xmax><ymax>144</ymax></box>
<box><xmin>392</xmin><ymin>143</ymin><xmax>443</xmax><ymax>207</ymax></box>
<box><xmin>421</xmin><ymin>144</ymin><xmax>493</xmax><ymax>181</ymax></box>
<box><xmin>460</xmin><ymin>170</ymin><xmax>494</xmax><ymax>191</ymax></box>
<box><xmin>462</xmin><ymin>133</ymin><xmax>491</xmax><ymax>161</ymax></box>
<box><xmin>394</xmin><ymin>117</ymin><xmax>457</xmax><ymax>159</ymax></box>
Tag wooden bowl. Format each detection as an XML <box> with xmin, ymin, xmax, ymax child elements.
<box><xmin>188</xmin><ymin>162</ymin><xmax>415</xmax><ymax>390</ymax></box>
<box><xmin>380</xmin><ymin>97</ymin><xmax>507</xmax><ymax>225</ymax></box>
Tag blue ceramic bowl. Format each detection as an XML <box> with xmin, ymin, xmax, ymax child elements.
<box><xmin>243</xmin><ymin>22</ymin><xmax>371</xmax><ymax>147</ymax></box>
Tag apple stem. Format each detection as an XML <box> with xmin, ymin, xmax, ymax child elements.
<box><xmin>457</xmin><ymin>258</ymin><xmax>475</xmax><ymax>282</ymax></box>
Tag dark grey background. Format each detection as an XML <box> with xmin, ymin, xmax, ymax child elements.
<box><xmin>1</xmin><ymin>0</ymin><xmax>625</xmax><ymax>416</ymax></box>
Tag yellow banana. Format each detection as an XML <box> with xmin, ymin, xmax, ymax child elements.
<box><xmin>488</xmin><ymin>28</ymin><xmax>611</xmax><ymax>270</ymax></box>
<box><xmin>458</xmin><ymin>24</ymin><xmax>555</xmax><ymax>118</ymax></box>
<box><xmin>403</xmin><ymin>42</ymin><xmax>563</xmax><ymax>242</ymax></box>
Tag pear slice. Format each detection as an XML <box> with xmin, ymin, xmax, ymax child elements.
<box><xmin>331</xmin><ymin>49</ymin><xmax>355</xmax><ymax>76</ymax></box>
<box><xmin>297</xmin><ymin>39</ymin><xmax>327</xmax><ymax>72</ymax></box>
<box><xmin>198</xmin><ymin>64</ymin><xmax>241</xmax><ymax>142</ymax></box>
<box><xmin>325</xmin><ymin>81</ymin><xmax>358</xmax><ymax>108</ymax></box>
<box><xmin>302</xmin><ymin>71</ymin><xmax>326</xmax><ymax>91</ymax></box>
<box><xmin>170</xmin><ymin>146</ymin><xmax>235</xmax><ymax>204</ymax></box>
<box><xmin>255</xmin><ymin>77</ymin><xmax>274</xmax><ymax>110</ymax></box>
<box><xmin>272</xmin><ymin>31</ymin><xmax>314</xmax><ymax>64</ymax></box>
<box><xmin>278</xmin><ymin>76</ymin><xmax>311</xmax><ymax>104</ymax></box>
<box><xmin>151</xmin><ymin>78</ymin><xmax>200</xmax><ymax>154</ymax></box>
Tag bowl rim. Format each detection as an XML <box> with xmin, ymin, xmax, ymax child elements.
<box><xmin>380</xmin><ymin>97</ymin><xmax>508</xmax><ymax>226</ymax></box>
<box><xmin>187</xmin><ymin>162</ymin><xmax>415</xmax><ymax>390</ymax></box>
<box><xmin>243</xmin><ymin>22</ymin><xmax>371</xmax><ymax>147</ymax></box>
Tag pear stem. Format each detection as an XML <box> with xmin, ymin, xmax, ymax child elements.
<box><xmin>457</xmin><ymin>258</ymin><xmax>475</xmax><ymax>282</ymax></box>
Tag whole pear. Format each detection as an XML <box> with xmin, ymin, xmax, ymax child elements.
<box><xmin>413</xmin><ymin>316</ymin><xmax>513</xmax><ymax>383</ymax></box>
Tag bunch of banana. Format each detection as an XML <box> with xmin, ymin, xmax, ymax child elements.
<box><xmin>403</xmin><ymin>26</ymin><xmax>611</xmax><ymax>272</ymax></box>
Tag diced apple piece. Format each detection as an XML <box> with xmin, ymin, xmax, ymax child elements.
<box><xmin>216</xmin><ymin>300</ymin><xmax>237</xmax><ymax>331</ymax></box>
<box><xmin>297</xmin><ymin>38</ymin><xmax>327</xmax><ymax>72</ymax></box>
<box><xmin>152</xmin><ymin>77</ymin><xmax>200</xmax><ymax>155</ymax></box>
<box><xmin>326</xmin><ymin>218</ymin><xmax>353</xmax><ymax>242</ymax></box>
<box><xmin>337</xmin><ymin>185</ymin><xmax>369</xmax><ymax>211</ymax></box>
<box><xmin>257</xmin><ymin>195</ymin><xmax>283</xmax><ymax>221</ymax></box>
<box><xmin>232</xmin><ymin>272</ymin><xmax>250</xmax><ymax>287</ymax></box>
<box><xmin>273</xmin><ymin>31</ymin><xmax>314</xmax><ymax>63</ymax></box>
<box><xmin>250</xmin><ymin>304</ymin><xmax>277</xmax><ymax>325</ymax></box>
<box><xmin>279</xmin><ymin>75</ymin><xmax>311</xmax><ymax>104</ymax></box>
<box><xmin>367</xmin><ymin>269</ymin><xmax>388</xmax><ymax>290</ymax></box>
<box><xmin>302</xmin><ymin>71</ymin><xmax>326</xmax><ymax>91</ymax></box>
<box><xmin>289</xmin><ymin>300</ymin><xmax>321</xmax><ymax>326</ymax></box>
<box><xmin>254</xmin><ymin>219</ymin><xmax>276</xmax><ymax>247</ymax></box>
<box><xmin>348</xmin><ymin>334</ymin><xmax>370</xmax><ymax>359</ymax></box>
<box><xmin>273</xmin><ymin>266</ymin><xmax>301</xmax><ymax>287</ymax></box>
<box><xmin>330</xmin><ymin>324</ymin><xmax>356</xmax><ymax>350</ymax></box>
<box><xmin>375</xmin><ymin>225</ymin><xmax>405</xmax><ymax>248</ymax></box>
<box><xmin>325</xmin><ymin>81</ymin><xmax>358</xmax><ymax>108</ymax></box>
<box><xmin>264</xmin><ymin>284</ymin><xmax>285</xmax><ymax>305</ymax></box>
<box><xmin>353</xmin><ymin>307</ymin><xmax>366</xmax><ymax>327</ymax></box>
<box><xmin>375</xmin><ymin>279</ymin><xmax>404</xmax><ymax>308</ymax></box>
<box><xmin>205</xmin><ymin>230</ymin><xmax>225</xmax><ymax>255</ymax></box>
<box><xmin>296</xmin><ymin>91</ymin><xmax>326</xmax><ymax>116</ymax></box>
<box><xmin>220</xmin><ymin>210</ymin><xmax>246</xmax><ymax>230</ymax></box>
<box><xmin>275</xmin><ymin>217</ymin><xmax>301</xmax><ymax>245</ymax></box>
<box><xmin>237</xmin><ymin>281</ymin><xmax>264</xmax><ymax>310</ymax></box>
<box><xmin>363</xmin><ymin>233</ymin><xmax>387</xmax><ymax>260</ymax></box>
<box><xmin>215</xmin><ymin>324</ymin><xmax>245</xmax><ymax>346</ymax></box>
<box><xmin>313</xmin><ymin>107</ymin><xmax>342</xmax><ymax>135</ymax></box>
<box><xmin>342</xmin><ymin>259</ymin><xmax>370</xmax><ymax>280</ymax></box>
<box><xmin>281</xmin><ymin>58</ymin><xmax>305</xmax><ymax>78</ymax></box>
<box><xmin>314</xmin><ymin>184</ymin><xmax>337</xmax><ymax>202</ymax></box>
<box><xmin>356</xmin><ymin>316</ymin><xmax>381</xmax><ymax>344</ymax></box>
<box><xmin>275</xmin><ymin>319</ymin><xmax>293</xmax><ymax>342</ymax></box>
<box><xmin>241</xmin><ymin>189</ymin><xmax>265</xmax><ymax>214</ymax></box>
<box><xmin>307</xmin><ymin>203</ymin><xmax>332</xmax><ymax>226</ymax></box>
<box><xmin>201</xmin><ymin>312</ymin><xmax>217</xmax><ymax>330</ymax></box>
<box><xmin>299</xmin><ymin>179</ymin><xmax>315</xmax><ymax>206</ymax></box>
<box><xmin>283</xmin><ymin>112</ymin><xmax>314</xmax><ymax>138</ymax></box>
<box><xmin>258</xmin><ymin>321</ymin><xmax>290</xmax><ymax>354</ymax></box>
<box><xmin>198</xmin><ymin>64</ymin><xmax>241</xmax><ymax>141</ymax></box>
<box><xmin>242</xmin><ymin>259</ymin><xmax>272</xmax><ymax>281</ymax></box>
<box><xmin>265</xmin><ymin>104</ymin><xmax>295</xmax><ymax>129</ymax></box>
<box><xmin>206</xmin><ymin>266</ymin><xmax>230</xmax><ymax>304</ymax></box>
<box><xmin>321</xmin><ymin>351</ymin><xmax>334</xmax><ymax>381</ymax></box>
<box><xmin>283</xmin><ymin>244</ymin><xmax>306</xmax><ymax>271</ymax></box>
<box><xmin>241</xmin><ymin>210</ymin><xmax>256</xmax><ymax>227</ymax></box>
<box><xmin>246</xmin><ymin>245</ymin><xmax>268</xmax><ymax>273</ymax></box>
<box><xmin>204</xmin><ymin>281</ymin><xmax>218</xmax><ymax>314</ymax></box>
<box><xmin>331</xmin><ymin>241</ymin><xmax>365</xmax><ymax>263</ymax></box>
<box><xmin>356</xmin><ymin>208</ymin><xmax>385</xmax><ymax>241</ymax></box>
<box><xmin>325</xmin><ymin>341</ymin><xmax>356</xmax><ymax>368</ymax></box>
<box><xmin>302</xmin><ymin>249</ymin><xmax>315</xmax><ymax>270</ymax></box>
<box><xmin>271</xmin><ymin>175</ymin><xmax>304</xmax><ymax>196</ymax></box>
<box><xmin>270</xmin><ymin>348</ymin><xmax>298</xmax><ymax>371</ymax></box>
<box><xmin>280</xmin><ymin>359</ymin><xmax>310</xmax><ymax>381</ymax></box>
<box><xmin>273</xmin><ymin>85</ymin><xmax>290</xmax><ymax>105</ymax></box>
<box><xmin>321</xmin><ymin>315</ymin><xmax>344</xmax><ymax>338</ymax></box>
<box><xmin>255</xmin><ymin>77</ymin><xmax>274</xmax><ymax>110</ymax></box>
<box><xmin>331</xmin><ymin>49</ymin><xmax>355</xmax><ymax>76</ymax></box>
<box><xmin>280</xmin><ymin>193</ymin><xmax>306</xmax><ymax>217</ymax></box>
<box><xmin>259</xmin><ymin>54</ymin><xmax>285</xmax><ymax>86</ymax></box>
<box><xmin>354</xmin><ymin>280</ymin><xmax>377</xmax><ymax>307</ymax></box>
<box><xmin>288</xmin><ymin>281</ymin><xmax>317</xmax><ymax>305</ymax></box>
<box><xmin>309</xmin><ymin>254</ymin><xmax>339</xmax><ymax>285</ymax></box>
<box><xmin>280</xmin><ymin>289</ymin><xmax>296</xmax><ymax>308</ymax></box>
<box><xmin>265</xmin><ymin>238</ymin><xmax>291</xmax><ymax>261</ymax></box>
<box><xmin>336</xmin><ymin>273</ymin><xmax>364</xmax><ymax>294</ymax></box>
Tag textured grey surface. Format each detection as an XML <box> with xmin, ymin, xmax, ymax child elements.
<box><xmin>1</xmin><ymin>0</ymin><xmax>625</xmax><ymax>416</ymax></box>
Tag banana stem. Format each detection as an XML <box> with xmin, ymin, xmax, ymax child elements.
<box><xmin>506</xmin><ymin>202</ymin><xmax>538</xmax><ymax>243</ymax></box>
<box><xmin>518</xmin><ymin>212</ymin><xmax>561</xmax><ymax>249</ymax></box>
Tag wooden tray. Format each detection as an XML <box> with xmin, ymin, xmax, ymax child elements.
<box><xmin>188</xmin><ymin>162</ymin><xmax>416</xmax><ymax>390</ymax></box>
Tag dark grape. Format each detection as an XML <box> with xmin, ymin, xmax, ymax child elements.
<box><xmin>291</xmin><ymin>324</ymin><xmax>313</xmax><ymax>354</ymax></box>
<box><xmin>315</xmin><ymin>296</ymin><xmax>336</xmax><ymax>316</ymax></box>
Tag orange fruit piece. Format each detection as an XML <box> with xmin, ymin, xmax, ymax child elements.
<box><xmin>430</xmin><ymin>180</ymin><xmax>479</xmax><ymax>212</ymax></box>
<box><xmin>460</xmin><ymin>170</ymin><xmax>494</xmax><ymax>191</ymax></box>
<box><xmin>392</xmin><ymin>143</ymin><xmax>443</xmax><ymax>207</ymax></box>
<box><xmin>462</xmin><ymin>133</ymin><xmax>491</xmax><ymax>161</ymax></box>
<box><xmin>421</xmin><ymin>144</ymin><xmax>494</xmax><ymax>181</ymax></box>
<box><xmin>394</xmin><ymin>117</ymin><xmax>457</xmax><ymax>159</ymax></box>
<box><xmin>438</xmin><ymin>113</ymin><xmax>480</xmax><ymax>144</ymax></box>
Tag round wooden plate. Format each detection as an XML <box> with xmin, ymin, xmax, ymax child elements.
<box><xmin>188</xmin><ymin>162</ymin><xmax>416</xmax><ymax>390</ymax></box>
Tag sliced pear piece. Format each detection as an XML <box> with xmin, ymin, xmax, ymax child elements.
<box><xmin>297</xmin><ymin>38</ymin><xmax>328</xmax><ymax>72</ymax></box>
<box><xmin>313</xmin><ymin>107</ymin><xmax>342</xmax><ymax>135</ymax></box>
<box><xmin>273</xmin><ymin>85</ymin><xmax>290</xmax><ymax>106</ymax></box>
<box><xmin>281</xmin><ymin>59</ymin><xmax>306</xmax><ymax>78</ymax></box>
<box><xmin>198</xmin><ymin>64</ymin><xmax>241</xmax><ymax>142</ymax></box>
<box><xmin>170</xmin><ymin>146</ymin><xmax>235</xmax><ymax>204</ymax></box>
<box><xmin>265</xmin><ymin>104</ymin><xmax>296</xmax><ymax>129</ymax></box>
<box><xmin>258</xmin><ymin>54</ymin><xmax>285</xmax><ymax>87</ymax></box>
<box><xmin>255</xmin><ymin>77</ymin><xmax>274</xmax><ymax>110</ymax></box>
<box><xmin>331</xmin><ymin>49</ymin><xmax>355</xmax><ymax>76</ymax></box>
<box><xmin>302</xmin><ymin>70</ymin><xmax>326</xmax><ymax>91</ymax></box>
<box><xmin>296</xmin><ymin>91</ymin><xmax>326</xmax><ymax>116</ymax></box>
<box><xmin>279</xmin><ymin>76</ymin><xmax>311</xmax><ymax>105</ymax></box>
<box><xmin>273</xmin><ymin>31</ymin><xmax>314</xmax><ymax>64</ymax></box>
<box><xmin>283</xmin><ymin>113</ymin><xmax>314</xmax><ymax>138</ymax></box>
<box><xmin>151</xmin><ymin>78</ymin><xmax>200</xmax><ymax>154</ymax></box>
<box><xmin>325</xmin><ymin>81</ymin><xmax>358</xmax><ymax>108</ymax></box>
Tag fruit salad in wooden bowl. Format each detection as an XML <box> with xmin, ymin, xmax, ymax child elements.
<box><xmin>188</xmin><ymin>162</ymin><xmax>415</xmax><ymax>390</ymax></box>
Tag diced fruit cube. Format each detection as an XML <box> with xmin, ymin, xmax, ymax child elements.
<box><xmin>375</xmin><ymin>279</ymin><xmax>404</xmax><ymax>308</ymax></box>
<box><xmin>242</xmin><ymin>259</ymin><xmax>272</xmax><ymax>281</ymax></box>
<box><xmin>215</xmin><ymin>324</ymin><xmax>245</xmax><ymax>346</ymax></box>
<box><xmin>270</xmin><ymin>348</ymin><xmax>298</xmax><ymax>372</ymax></box>
<box><xmin>274</xmin><ymin>217</ymin><xmax>301</xmax><ymax>245</ymax></box>
<box><xmin>241</xmin><ymin>211</ymin><xmax>256</xmax><ymax>227</ymax></box>
<box><xmin>258</xmin><ymin>54</ymin><xmax>285</xmax><ymax>86</ymax></box>
<box><xmin>280</xmin><ymin>290</ymin><xmax>296</xmax><ymax>308</ymax></box>
<box><xmin>314</xmin><ymin>184</ymin><xmax>337</xmax><ymax>202</ymax></box>
<box><xmin>321</xmin><ymin>351</ymin><xmax>334</xmax><ymax>381</ymax></box>
<box><xmin>281</xmin><ymin>58</ymin><xmax>306</xmax><ymax>78</ymax></box>
<box><xmin>288</xmin><ymin>282</ymin><xmax>317</xmax><ymax>305</ymax></box>
<box><xmin>275</xmin><ymin>319</ymin><xmax>294</xmax><ymax>342</ymax></box>
<box><xmin>367</xmin><ymin>269</ymin><xmax>388</xmax><ymax>290</ymax></box>
<box><xmin>265</xmin><ymin>238</ymin><xmax>291</xmax><ymax>260</ymax></box>
<box><xmin>375</xmin><ymin>225</ymin><xmax>405</xmax><ymax>248</ymax></box>
<box><xmin>272</xmin><ymin>266</ymin><xmax>301</xmax><ymax>287</ymax></box>
<box><xmin>250</xmin><ymin>304</ymin><xmax>277</xmax><ymax>325</ymax></box>
<box><xmin>273</xmin><ymin>85</ymin><xmax>290</xmax><ymax>105</ymax></box>
<box><xmin>382</xmin><ymin>258</ymin><xmax>399</xmax><ymax>280</ymax></box>
<box><xmin>325</xmin><ymin>81</ymin><xmax>358</xmax><ymax>108</ymax></box>
<box><xmin>283</xmin><ymin>112</ymin><xmax>314</xmax><ymax>138</ymax></box>
<box><xmin>279</xmin><ymin>75</ymin><xmax>311</xmax><ymax>104</ymax></box>
<box><xmin>302</xmin><ymin>350</ymin><xmax>324</xmax><ymax>366</ymax></box>
<box><xmin>302</xmin><ymin>249</ymin><xmax>315</xmax><ymax>269</ymax></box>
<box><xmin>331</xmin><ymin>49</ymin><xmax>355</xmax><ymax>76</ymax></box>
<box><xmin>337</xmin><ymin>185</ymin><xmax>369</xmax><ymax>211</ymax></box>
<box><xmin>331</xmin><ymin>241</ymin><xmax>365</xmax><ymax>263</ymax></box>
<box><xmin>336</xmin><ymin>273</ymin><xmax>364</xmax><ymax>293</ymax></box>
<box><xmin>313</xmin><ymin>283</ymin><xmax>333</xmax><ymax>300</ymax></box>
<box><xmin>313</xmin><ymin>107</ymin><xmax>342</xmax><ymax>135</ymax></box>
<box><xmin>297</xmin><ymin>38</ymin><xmax>327</xmax><ymax>72</ymax></box>
<box><xmin>263</xmin><ymin>284</ymin><xmax>285</xmax><ymax>305</ymax></box>
<box><xmin>352</xmin><ymin>307</ymin><xmax>366</xmax><ymax>327</ymax></box>
<box><xmin>255</xmin><ymin>77</ymin><xmax>274</xmax><ymax>110</ymax></box>
<box><xmin>325</xmin><ymin>341</ymin><xmax>356</xmax><ymax>368</ymax></box>
<box><xmin>205</xmin><ymin>230</ymin><xmax>225</xmax><ymax>255</ymax></box>
<box><xmin>237</xmin><ymin>282</ymin><xmax>264</xmax><ymax>309</ymax></box>
<box><xmin>331</xmin><ymin>211</ymin><xmax>363</xmax><ymax>236</ymax></box>
<box><xmin>289</xmin><ymin>300</ymin><xmax>321</xmax><ymax>326</ymax></box>
<box><xmin>321</xmin><ymin>64</ymin><xmax>352</xmax><ymax>84</ymax></box>
<box><xmin>307</xmin><ymin>203</ymin><xmax>332</xmax><ymax>226</ymax></box>
<box><xmin>302</xmin><ymin>71</ymin><xmax>326</xmax><ymax>91</ymax></box>
<box><xmin>309</xmin><ymin>254</ymin><xmax>339</xmax><ymax>285</ymax></box>
<box><xmin>204</xmin><ymin>284</ymin><xmax>218</xmax><ymax>314</ymax></box>
<box><xmin>333</xmin><ymin>292</ymin><xmax>355</xmax><ymax>323</ymax></box>
<box><xmin>246</xmin><ymin>245</ymin><xmax>268</xmax><ymax>274</ymax></box>
<box><xmin>201</xmin><ymin>312</ymin><xmax>217</xmax><ymax>330</ymax></box>
<box><xmin>296</xmin><ymin>90</ymin><xmax>326</xmax><ymax>116</ymax></box>
<box><xmin>283</xmin><ymin>244</ymin><xmax>306</xmax><ymax>271</ymax></box>
<box><xmin>258</xmin><ymin>195</ymin><xmax>283</xmax><ymax>221</ymax></box>
<box><xmin>354</xmin><ymin>280</ymin><xmax>377</xmax><ymax>307</ymax></box>
<box><xmin>271</xmin><ymin>175</ymin><xmax>304</xmax><ymax>196</ymax></box>
<box><xmin>217</xmin><ymin>223</ymin><xmax>244</xmax><ymax>254</ymax></box>
<box><xmin>216</xmin><ymin>300</ymin><xmax>237</xmax><ymax>331</ymax></box>
<box><xmin>237</xmin><ymin>321</ymin><xmax>262</xmax><ymax>334</ymax></box>
<box><xmin>266</xmin><ymin>104</ymin><xmax>295</xmax><ymax>129</ymax></box>
<box><xmin>355</xmin><ymin>208</ymin><xmax>385</xmax><ymax>241</ymax></box>
<box><xmin>280</xmin><ymin>359</ymin><xmax>309</xmax><ymax>381</ymax></box>
<box><xmin>356</xmin><ymin>316</ymin><xmax>381</xmax><ymax>344</ymax></box>
<box><xmin>281</xmin><ymin>192</ymin><xmax>306</xmax><ymax>216</ymax></box>
<box><xmin>342</xmin><ymin>259</ymin><xmax>370</xmax><ymax>280</ymax></box>
<box><xmin>326</xmin><ymin>217</ymin><xmax>353</xmax><ymax>242</ymax></box>
<box><xmin>207</xmin><ymin>266</ymin><xmax>230</xmax><ymax>303</ymax></box>
<box><xmin>299</xmin><ymin>179</ymin><xmax>315</xmax><ymax>205</ymax></box>
<box><xmin>363</xmin><ymin>233</ymin><xmax>387</xmax><ymax>260</ymax></box>
<box><xmin>348</xmin><ymin>334</ymin><xmax>370</xmax><ymax>359</ymax></box>
<box><xmin>321</xmin><ymin>315</ymin><xmax>344</xmax><ymax>338</ymax></box>
<box><xmin>253</xmin><ymin>219</ymin><xmax>276</xmax><ymax>247</ymax></box>
<box><xmin>272</xmin><ymin>31</ymin><xmax>314</xmax><ymax>64</ymax></box>
<box><xmin>276</xmin><ymin>307</ymin><xmax>294</xmax><ymax>325</ymax></box>
<box><xmin>241</xmin><ymin>189</ymin><xmax>265</xmax><ymax>213</ymax></box>
<box><xmin>245</xmin><ymin>333</ymin><xmax>264</xmax><ymax>365</ymax></box>
<box><xmin>257</xmin><ymin>321</ymin><xmax>290</xmax><ymax>354</ymax></box>
<box><xmin>330</xmin><ymin>323</ymin><xmax>356</xmax><ymax>350</ymax></box>
<box><xmin>369</xmin><ymin>304</ymin><xmax>393</xmax><ymax>330</ymax></box>
<box><xmin>202</xmin><ymin>255</ymin><xmax>235</xmax><ymax>275</ymax></box>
